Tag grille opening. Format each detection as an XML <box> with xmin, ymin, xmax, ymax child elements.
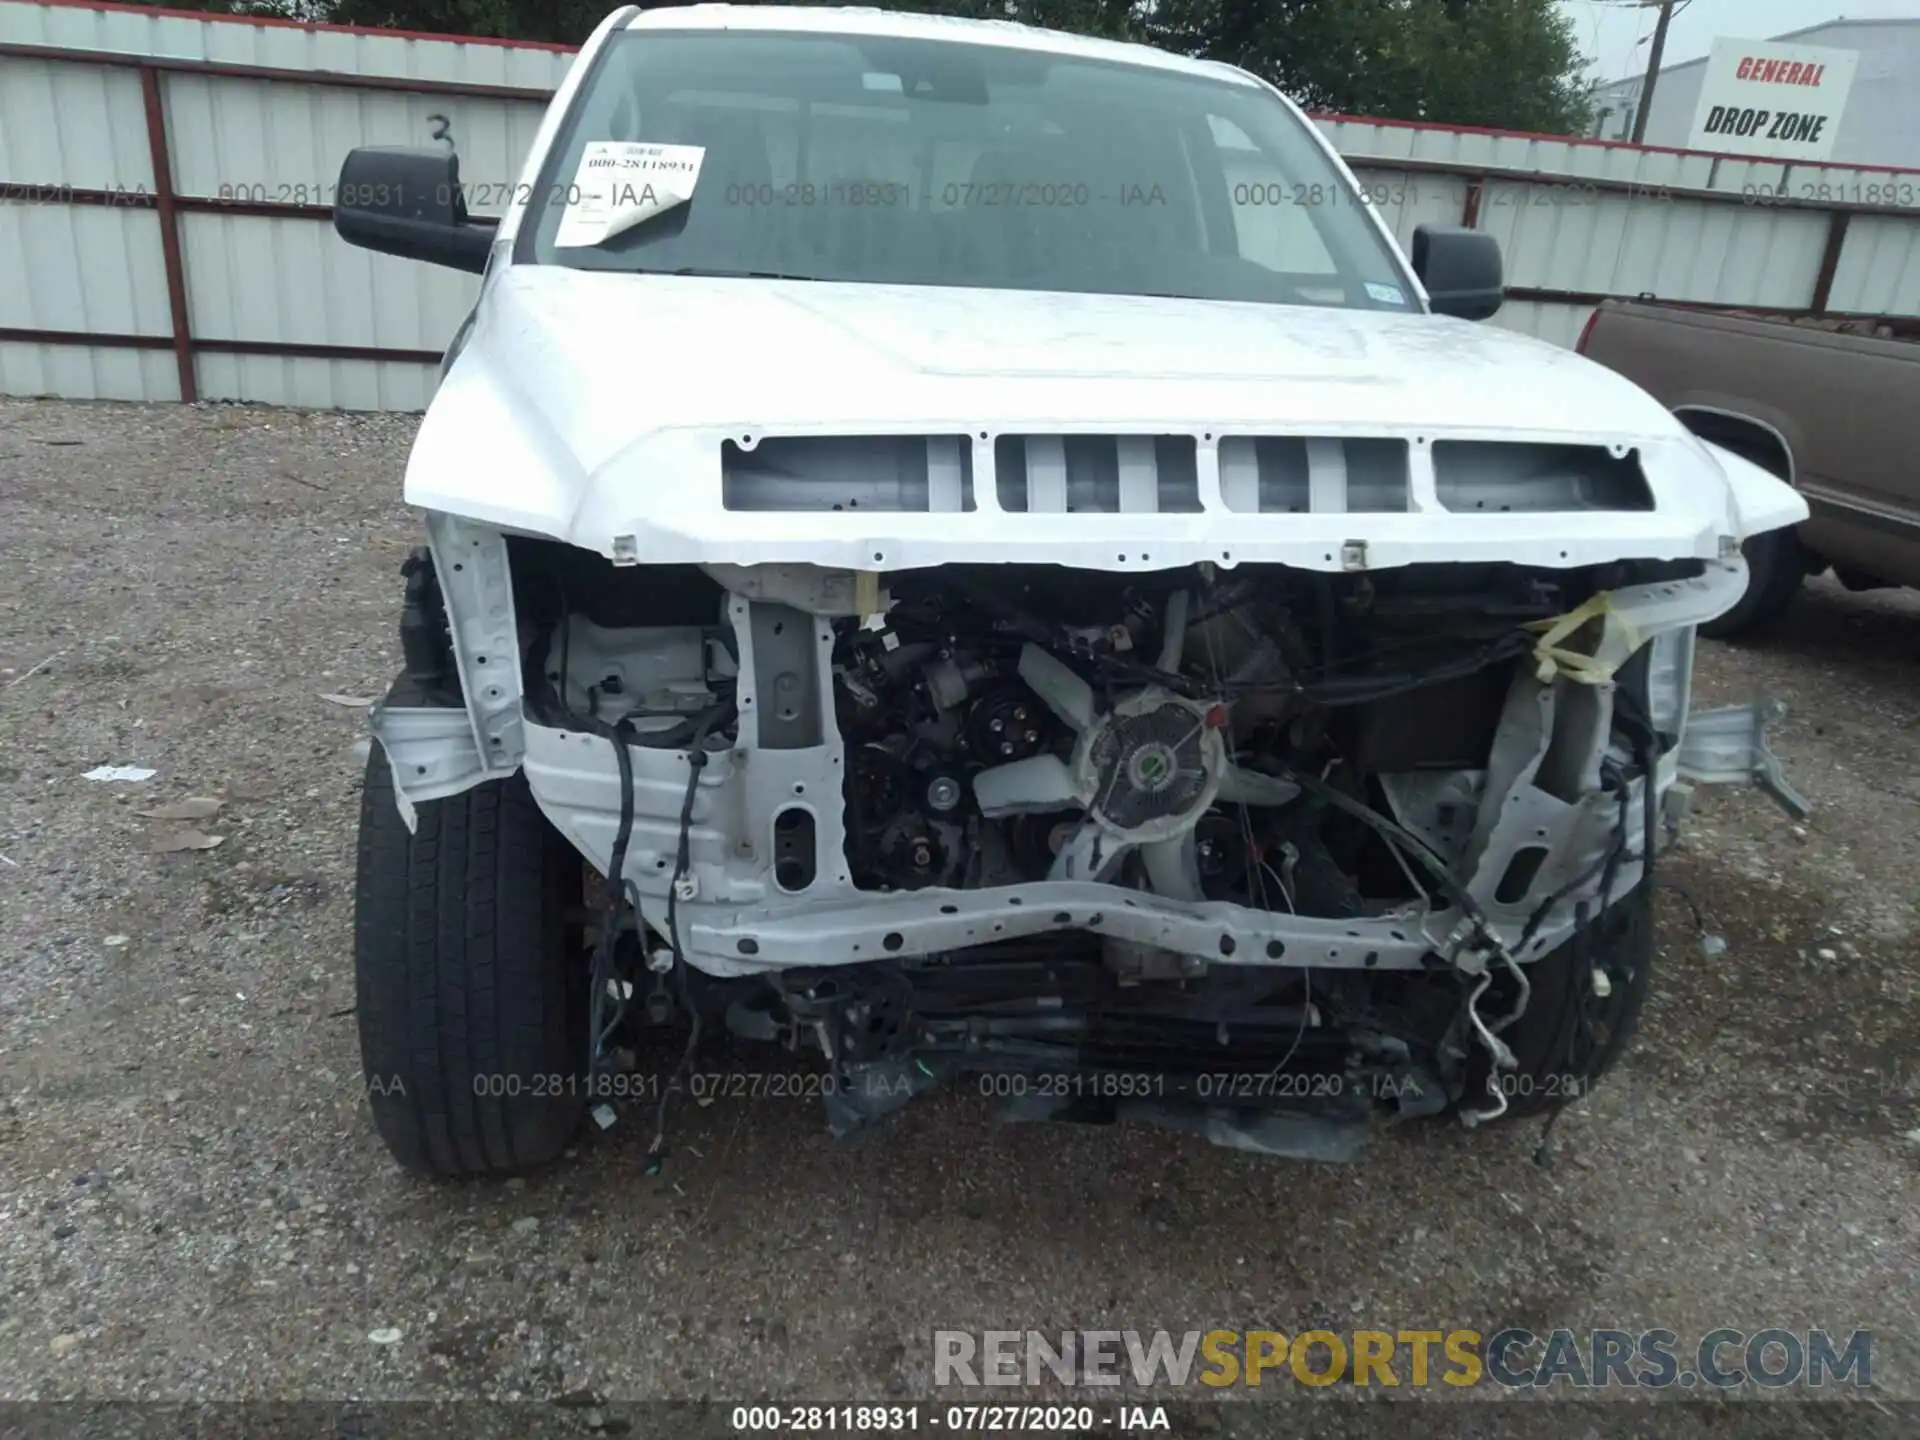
<box><xmin>993</xmin><ymin>435</ymin><xmax>1200</xmax><ymax>514</ymax></box>
<box><xmin>722</xmin><ymin>435</ymin><xmax>975</xmax><ymax>513</ymax></box>
<box><xmin>1434</xmin><ymin>442</ymin><xmax>1654</xmax><ymax>513</ymax></box>
<box><xmin>1218</xmin><ymin>437</ymin><xmax>1410</xmax><ymax>514</ymax></box>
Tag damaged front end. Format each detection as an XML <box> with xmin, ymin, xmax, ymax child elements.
<box><xmin>371</xmin><ymin>501</ymin><xmax>1799</xmax><ymax>1159</ymax></box>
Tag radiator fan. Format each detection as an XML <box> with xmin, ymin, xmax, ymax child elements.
<box><xmin>971</xmin><ymin>636</ymin><xmax>1298</xmax><ymax>901</ymax></box>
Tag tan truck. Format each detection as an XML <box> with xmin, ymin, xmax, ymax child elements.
<box><xmin>1579</xmin><ymin>300</ymin><xmax>1920</xmax><ymax>637</ymax></box>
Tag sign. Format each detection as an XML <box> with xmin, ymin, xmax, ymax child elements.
<box><xmin>1686</xmin><ymin>38</ymin><xmax>1858</xmax><ymax>162</ymax></box>
<box><xmin>555</xmin><ymin>141</ymin><xmax>706</xmax><ymax>248</ymax></box>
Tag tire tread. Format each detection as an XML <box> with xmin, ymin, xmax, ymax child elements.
<box><xmin>355</xmin><ymin>750</ymin><xmax>583</xmax><ymax>1176</ymax></box>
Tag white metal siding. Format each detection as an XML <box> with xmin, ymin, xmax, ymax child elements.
<box><xmin>1829</xmin><ymin>214</ymin><xmax>1920</xmax><ymax>315</ymax></box>
<box><xmin>0</xmin><ymin>341</ymin><xmax>178</xmax><ymax>400</ymax></box>
<box><xmin>1481</xmin><ymin>186</ymin><xmax>1832</xmax><ymax>307</ymax></box>
<box><xmin>0</xmin><ymin>202</ymin><xmax>172</xmax><ymax>334</ymax></box>
<box><xmin>194</xmin><ymin>351</ymin><xmax>439</xmax><ymax>410</ymax></box>
<box><xmin>1321</xmin><ymin>117</ymin><xmax>1721</xmax><ymax>190</ymax></box>
<box><xmin>180</xmin><ymin>211</ymin><xmax>477</xmax><ymax>350</ymax></box>
<box><xmin>163</xmin><ymin>72</ymin><xmax>549</xmax><ymax>206</ymax></box>
<box><xmin>0</xmin><ymin>54</ymin><xmax>150</xmax><ymax>189</ymax></box>
<box><xmin>0</xmin><ymin>0</ymin><xmax>574</xmax><ymax>90</ymax></box>
<box><xmin>1839</xmin><ymin>25</ymin><xmax>1920</xmax><ymax>171</ymax></box>
<box><xmin>1344</xmin><ymin>164</ymin><xmax>1468</xmax><ymax>248</ymax></box>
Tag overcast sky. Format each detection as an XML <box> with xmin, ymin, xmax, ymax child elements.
<box><xmin>1561</xmin><ymin>0</ymin><xmax>1918</xmax><ymax>82</ymax></box>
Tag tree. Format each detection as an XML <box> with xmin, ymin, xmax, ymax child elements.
<box><xmin>116</xmin><ymin>0</ymin><xmax>328</xmax><ymax>16</ymax></box>
<box><xmin>322</xmin><ymin>0</ymin><xmax>603</xmax><ymax>43</ymax></box>
<box><xmin>1140</xmin><ymin>0</ymin><xmax>1592</xmax><ymax>133</ymax></box>
<box><xmin>834</xmin><ymin>0</ymin><xmax>1142</xmax><ymax>42</ymax></box>
<box><xmin>1400</xmin><ymin>0</ymin><xmax>1595</xmax><ymax>132</ymax></box>
<box><xmin>120</xmin><ymin>0</ymin><xmax>1593</xmax><ymax>135</ymax></box>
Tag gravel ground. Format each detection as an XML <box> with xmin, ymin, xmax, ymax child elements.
<box><xmin>1</xmin><ymin>398</ymin><xmax>1916</xmax><ymax>1432</ymax></box>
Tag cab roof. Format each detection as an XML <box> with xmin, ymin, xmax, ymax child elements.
<box><xmin>622</xmin><ymin>4</ymin><xmax>1260</xmax><ymax>88</ymax></box>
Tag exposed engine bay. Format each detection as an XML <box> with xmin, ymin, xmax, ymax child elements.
<box><xmin>376</xmin><ymin>524</ymin><xmax>1793</xmax><ymax>1156</ymax></box>
<box><xmin>831</xmin><ymin>565</ymin><xmax>1540</xmax><ymax>909</ymax></box>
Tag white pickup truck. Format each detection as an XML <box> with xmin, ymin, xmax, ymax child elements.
<box><xmin>332</xmin><ymin>5</ymin><xmax>1806</xmax><ymax>1176</ymax></box>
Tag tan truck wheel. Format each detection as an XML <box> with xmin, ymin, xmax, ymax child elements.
<box><xmin>1700</xmin><ymin>527</ymin><xmax>1803</xmax><ymax>640</ymax></box>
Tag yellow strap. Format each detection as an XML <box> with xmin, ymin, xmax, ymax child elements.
<box><xmin>1527</xmin><ymin>591</ymin><xmax>1626</xmax><ymax>685</ymax></box>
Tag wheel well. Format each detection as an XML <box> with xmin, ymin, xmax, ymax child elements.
<box><xmin>1678</xmin><ymin>408</ymin><xmax>1821</xmax><ymax>580</ymax></box>
<box><xmin>396</xmin><ymin>546</ymin><xmax>462</xmax><ymax>706</ymax></box>
<box><xmin>1675</xmin><ymin>409</ymin><xmax>1794</xmax><ymax>483</ymax></box>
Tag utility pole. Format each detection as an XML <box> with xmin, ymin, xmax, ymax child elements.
<box><xmin>1630</xmin><ymin>0</ymin><xmax>1678</xmax><ymax>145</ymax></box>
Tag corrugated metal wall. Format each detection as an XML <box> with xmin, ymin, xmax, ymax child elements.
<box><xmin>0</xmin><ymin>0</ymin><xmax>566</xmax><ymax>405</ymax></box>
<box><xmin>1326</xmin><ymin>115</ymin><xmax>1920</xmax><ymax>349</ymax></box>
<box><xmin>4</xmin><ymin>0</ymin><xmax>573</xmax><ymax>91</ymax></box>
<box><xmin>4</xmin><ymin>0</ymin><xmax>1919</xmax><ymax>410</ymax></box>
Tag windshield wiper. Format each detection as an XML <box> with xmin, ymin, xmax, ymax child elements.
<box><xmin>646</xmin><ymin>266</ymin><xmax>824</xmax><ymax>282</ymax></box>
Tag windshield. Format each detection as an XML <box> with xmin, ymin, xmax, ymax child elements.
<box><xmin>516</xmin><ymin>29</ymin><xmax>1418</xmax><ymax>312</ymax></box>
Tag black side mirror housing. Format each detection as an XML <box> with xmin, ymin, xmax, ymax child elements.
<box><xmin>1411</xmin><ymin>225</ymin><xmax>1504</xmax><ymax>321</ymax></box>
<box><xmin>333</xmin><ymin>148</ymin><xmax>494</xmax><ymax>274</ymax></box>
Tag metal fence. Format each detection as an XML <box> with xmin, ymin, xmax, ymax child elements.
<box><xmin>4</xmin><ymin>0</ymin><xmax>1919</xmax><ymax>410</ymax></box>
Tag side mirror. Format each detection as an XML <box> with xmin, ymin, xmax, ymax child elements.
<box><xmin>1411</xmin><ymin>225</ymin><xmax>1504</xmax><ymax>321</ymax></box>
<box><xmin>333</xmin><ymin>148</ymin><xmax>494</xmax><ymax>274</ymax></box>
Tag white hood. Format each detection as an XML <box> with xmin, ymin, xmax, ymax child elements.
<box><xmin>407</xmin><ymin>267</ymin><xmax>1806</xmax><ymax>572</ymax></box>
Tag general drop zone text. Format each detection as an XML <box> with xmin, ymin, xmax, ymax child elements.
<box><xmin>1699</xmin><ymin>107</ymin><xmax>1830</xmax><ymax>145</ymax></box>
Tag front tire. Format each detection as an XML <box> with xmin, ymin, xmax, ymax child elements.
<box><xmin>1469</xmin><ymin>886</ymin><xmax>1655</xmax><ymax>1121</ymax></box>
<box><xmin>354</xmin><ymin>750</ymin><xmax>587</xmax><ymax>1176</ymax></box>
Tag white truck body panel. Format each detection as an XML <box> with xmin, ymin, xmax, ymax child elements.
<box><xmin>411</xmin><ymin>267</ymin><xmax>1804</xmax><ymax>566</ymax></box>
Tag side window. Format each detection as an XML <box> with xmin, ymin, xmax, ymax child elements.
<box><xmin>1208</xmin><ymin>114</ymin><xmax>1340</xmax><ymax>285</ymax></box>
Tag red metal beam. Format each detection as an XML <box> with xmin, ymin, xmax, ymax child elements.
<box><xmin>181</xmin><ymin>197</ymin><xmax>335</xmax><ymax>222</ymax></box>
<box><xmin>1344</xmin><ymin>156</ymin><xmax>1920</xmax><ymax>219</ymax></box>
<box><xmin>1500</xmin><ymin>287</ymin><xmax>1865</xmax><ymax>318</ymax></box>
<box><xmin>0</xmin><ymin>327</ymin><xmax>443</xmax><ymax>366</ymax></box>
<box><xmin>1810</xmin><ymin>211</ymin><xmax>1852</xmax><ymax>316</ymax></box>
<box><xmin>32</xmin><ymin>0</ymin><xmax>580</xmax><ymax>53</ymax></box>
<box><xmin>138</xmin><ymin>65</ymin><xmax>197</xmax><ymax>404</ymax></box>
<box><xmin>1313</xmin><ymin>109</ymin><xmax>1920</xmax><ymax>178</ymax></box>
<box><xmin>0</xmin><ymin>41</ymin><xmax>557</xmax><ymax>101</ymax></box>
<box><xmin>22</xmin><ymin>167</ymin><xmax>1916</xmax><ymax>228</ymax></box>
<box><xmin>0</xmin><ymin>326</ymin><xmax>174</xmax><ymax>349</ymax></box>
<box><xmin>29</xmin><ymin>187</ymin><xmax>335</xmax><ymax>221</ymax></box>
<box><xmin>197</xmin><ymin>338</ymin><xmax>445</xmax><ymax>364</ymax></box>
<box><xmin>3</xmin><ymin>183</ymin><xmax>153</xmax><ymax>208</ymax></box>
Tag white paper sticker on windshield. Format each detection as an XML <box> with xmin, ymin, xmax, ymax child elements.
<box><xmin>554</xmin><ymin>141</ymin><xmax>705</xmax><ymax>248</ymax></box>
<box><xmin>1365</xmin><ymin>282</ymin><xmax>1408</xmax><ymax>306</ymax></box>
